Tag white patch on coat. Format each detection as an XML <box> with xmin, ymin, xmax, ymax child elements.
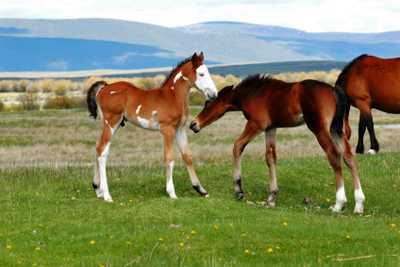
<box><xmin>174</xmin><ymin>71</ymin><xmax>189</xmax><ymax>84</ymax></box>
<box><xmin>110</xmin><ymin>90</ymin><xmax>118</xmax><ymax>95</ymax></box>
<box><xmin>174</xmin><ymin>71</ymin><xmax>183</xmax><ymax>84</ymax></box>
<box><xmin>136</xmin><ymin>110</ymin><xmax>159</xmax><ymax>130</ymax></box>
<box><xmin>136</xmin><ymin>105</ymin><xmax>142</xmax><ymax>115</ymax></box>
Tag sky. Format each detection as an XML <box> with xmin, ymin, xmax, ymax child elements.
<box><xmin>0</xmin><ymin>0</ymin><xmax>399</xmax><ymax>33</ymax></box>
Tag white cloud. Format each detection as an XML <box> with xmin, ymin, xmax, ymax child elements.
<box><xmin>0</xmin><ymin>0</ymin><xmax>398</xmax><ymax>32</ymax></box>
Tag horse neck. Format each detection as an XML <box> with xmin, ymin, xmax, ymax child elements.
<box><xmin>162</xmin><ymin>78</ymin><xmax>192</xmax><ymax>108</ymax></box>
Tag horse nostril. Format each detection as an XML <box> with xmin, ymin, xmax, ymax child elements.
<box><xmin>190</xmin><ymin>121</ymin><xmax>200</xmax><ymax>133</ymax></box>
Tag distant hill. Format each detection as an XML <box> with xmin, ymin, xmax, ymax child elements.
<box><xmin>0</xmin><ymin>19</ymin><xmax>398</xmax><ymax>72</ymax></box>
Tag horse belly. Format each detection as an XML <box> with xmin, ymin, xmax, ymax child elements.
<box><xmin>129</xmin><ymin>106</ymin><xmax>161</xmax><ymax>131</ymax></box>
<box><xmin>371</xmin><ymin>93</ymin><xmax>400</xmax><ymax>113</ymax></box>
<box><xmin>272</xmin><ymin>112</ymin><xmax>305</xmax><ymax>128</ymax></box>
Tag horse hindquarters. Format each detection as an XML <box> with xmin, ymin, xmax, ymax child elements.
<box><xmin>301</xmin><ymin>84</ymin><xmax>365</xmax><ymax>213</ymax></box>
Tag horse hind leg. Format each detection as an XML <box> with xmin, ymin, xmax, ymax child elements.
<box><xmin>315</xmin><ymin>128</ymin><xmax>347</xmax><ymax>212</ymax></box>
<box><xmin>355</xmin><ymin>101</ymin><xmax>379</xmax><ymax>154</ymax></box>
<box><xmin>342</xmin><ymin>136</ymin><xmax>365</xmax><ymax>213</ymax></box>
<box><xmin>356</xmin><ymin>113</ymin><xmax>367</xmax><ymax>154</ymax></box>
<box><xmin>364</xmin><ymin>114</ymin><xmax>379</xmax><ymax>154</ymax></box>
<box><xmin>93</xmin><ymin>114</ymin><xmax>123</xmax><ymax>202</ymax></box>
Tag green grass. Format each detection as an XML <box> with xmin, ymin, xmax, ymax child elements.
<box><xmin>1</xmin><ymin>154</ymin><xmax>400</xmax><ymax>266</ymax></box>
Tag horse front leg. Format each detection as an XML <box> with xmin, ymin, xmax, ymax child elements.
<box><xmin>265</xmin><ymin>128</ymin><xmax>278</xmax><ymax>207</ymax></box>
<box><xmin>176</xmin><ymin>128</ymin><xmax>208</xmax><ymax>197</ymax></box>
<box><xmin>232</xmin><ymin>121</ymin><xmax>262</xmax><ymax>200</ymax></box>
<box><xmin>161</xmin><ymin>126</ymin><xmax>178</xmax><ymax>199</ymax></box>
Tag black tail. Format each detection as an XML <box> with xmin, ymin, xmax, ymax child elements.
<box><xmin>330</xmin><ymin>86</ymin><xmax>348</xmax><ymax>137</ymax></box>
<box><xmin>86</xmin><ymin>81</ymin><xmax>107</xmax><ymax>119</ymax></box>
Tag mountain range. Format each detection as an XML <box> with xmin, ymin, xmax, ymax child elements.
<box><xmin>0</xmin><ymin>19</ymin><xmax>399</xmax><ymax>72</ymax></box>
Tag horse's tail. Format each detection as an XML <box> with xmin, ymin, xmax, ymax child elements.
<box><xmin>86</xmin><ymin>81</ymin><xmax>107</xmax><ymax>119</ymax></box>
<box><xmin>330</xmin><ymin>85</ymin><xmax>348</xmax><ymax>138</ymax></box>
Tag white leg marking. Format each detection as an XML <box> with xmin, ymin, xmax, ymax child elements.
<box><xmin>166</xmin><ymin>161</ymin><xmax>177</xmax><ymax>199</ymax></box>
<box><xmin>331</xmin><ymin>186</ymin><xmax>347</xmax><ymax>212</ymax></box>
<box><xmin>98</xmin><ymin>142</ymin><xmax>113</xmax><ymax>202</ymax></box>
<box><xmin>354</xmin><ymin>187</ymin><xmax>365</xmax><ymax>214</ymax></box>
<box><xmin>367</xmin><ymin>149</ymin><xmax>377</xmax><ymax>155</ymax></box>
<box><xmin>93</xmin><ymin>159</ymin><xmax>103</xmax><ymax>198</ymax></box>
<box><xmin>136</xmin><ymin>105</ymin><xmax>142</xmax><ymax>115</ymax></box>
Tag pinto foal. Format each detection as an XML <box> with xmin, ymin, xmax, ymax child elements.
<box><xmin>87</xmin><ymin>52</ymin><xmax>217</xmax><ymax>202</ymax></box>
<box><xmin>191</xmin><ymin>75</ymin><xmax>365</xmax><ymax>213</ymax></box>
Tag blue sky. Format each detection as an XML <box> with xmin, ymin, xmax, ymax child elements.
<box><xmin>0</xmin><ymin>0</ymin><xmax>398</xmax><ymax>32</ymax></box>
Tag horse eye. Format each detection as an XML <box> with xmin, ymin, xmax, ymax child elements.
<box><xmin>199</xmin><ymin>73</ymin><xmax>205</xmax><ymax>77</ymax></box>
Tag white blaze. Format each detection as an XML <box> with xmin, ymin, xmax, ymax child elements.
<box><xmin>194</xmin><ymin>64</ymin><xmax>218</xmax><ymax>100</ymax></box>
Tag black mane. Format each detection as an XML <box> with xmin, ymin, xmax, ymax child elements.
<box><xmin>162</xmin><ymin>56</ymin><xmax>192</xmax><ymax>86</ymax></box>
<box><xmin>335</xmin><ymin>54</ymin><xmax>369</xmax><ymax>89</ymax></box>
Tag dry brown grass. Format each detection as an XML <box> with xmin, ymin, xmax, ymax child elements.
<box><xmin>0</xmin><ymin>69</ymin><xmax>341</xmax><ymax>110</ymax></box>
<box><xmin>1</xmin><ymin>108</ymin><xmax>400</xmax><ymax>170</ymax></box>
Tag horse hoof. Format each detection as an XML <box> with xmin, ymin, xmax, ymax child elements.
<box><xmin>235</xmin><ymin>192</ymin><xmax>244</xmax><ymax>200</ymax></box>
<box><xmin>330</xmin><ymin>205</ymin><xmax>344</xmax><ymax>213</ymax></box>
<box><xmin>267</xmin><ymin>201</ymin><xmax>276</xmax><ymax>208</ymax></box>
<box><xmin>104</xmin><ymin>197</ymin><xmax>113</xmax><ymax>203</ymax></box>
<box><xmin>367</xmin><ymin>149</ymin><xmax>377</xmax><ymax>155</ymax></box>
<box><xmin>192</xmin><ymin>185</ymin><xmax>208</xmax><ymax>197</ymax></box>
<box><xmin>204</xmin><ymin>194</ymin><xmax>209</xmax><ymax>198</ymax></box>
<box><xmin>355</xmin><ymin>147</ymin><xmax>364</xmax><ymax>154</ymax></box>
<box><xmin>354</xmin><ymin>204</ymin><xmax>364</xmax><ymax>214</ymax></box>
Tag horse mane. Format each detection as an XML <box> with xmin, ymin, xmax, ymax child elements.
<box><xmin>161</xmin><ymin>56</ymin><xmax>192</xmax><ymax>86</ymax></box>
<box><xmin>335</xmin><ymin>54</ymin><xmax>369</xmax><ymax>89</ymax></box>
<box><xmin>233</xmin><ymin>74</ymin><xmax>281</xmax><ymax>98</ymax></box>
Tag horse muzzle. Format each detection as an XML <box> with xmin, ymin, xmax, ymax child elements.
<box><xmin>190</xmin><ymin>120</ymin><xmax>201</xmax><ymax>133</ymax></box>
<box><xmin>206</xmin><ymin>91</ymin><xmax>217</xmax><ymax>101</ymax></box>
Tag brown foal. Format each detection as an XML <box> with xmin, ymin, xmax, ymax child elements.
<box><xmin>336</xmin><ymin>54</ymin><xmax>400</xmax><ymax>154</ymax></box>
<box><xmin>190</xmin><ymin>75</ymin><xmax>365</xmax><ymax>213</ymax></box>
<box><xmin>86</xmin><ymin>52</ymin><xmax>217</xmax><ymax>202</ymax></box>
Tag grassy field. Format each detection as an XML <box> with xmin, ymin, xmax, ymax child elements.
<box><xmin>1</xmin><ymin>108</ymin><xmax>400</xmax><ymax>266</ymax></box>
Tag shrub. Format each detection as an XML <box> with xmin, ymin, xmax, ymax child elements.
<box><xmin>43</xmin><ymin>96</ymin><xmax>86</xmax><ymax>110</ymax></box>
<box><xmin>15</xmin><ymin>80</ymin><xmax>30</xmax><ymax>92</ymax></box>
<box><xmin>17</xmin><ymin>92</ymin><xmax>40</xmax><ymax>111</ymax></box>
<box><xmin>189</xmin><ymin>90</ymin><xmax>205</xmax><ymax>106</ymax></box>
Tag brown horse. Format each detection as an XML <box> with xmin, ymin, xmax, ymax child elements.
<box><xmin>336</xmin><ymin>54</ymin><xmax>400</xmax><ymax>154</ymax></box>
<box><xmin>86</xmin><ymin>52</ymin><xmax>217</xmax><ymax>202</ymax></box>
<box><xmin>190</xmin><ymin>75</ymin><xmax>365</xmax><ymax>213</ymax></box>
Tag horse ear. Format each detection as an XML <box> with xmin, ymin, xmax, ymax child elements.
<box><xmin>191</xmin><ymin>52</ymin><xmax>201</xmax><ymax>67</ymax></box>
<box><xmin>199</xmin><ymin>52</ymin><xmax>204</xmax><ymax>62</ymax></box>
<box><xmin>191</xmin><ymin>52</ymin><xmax>198</xmax><ymax>61</ymax></box>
